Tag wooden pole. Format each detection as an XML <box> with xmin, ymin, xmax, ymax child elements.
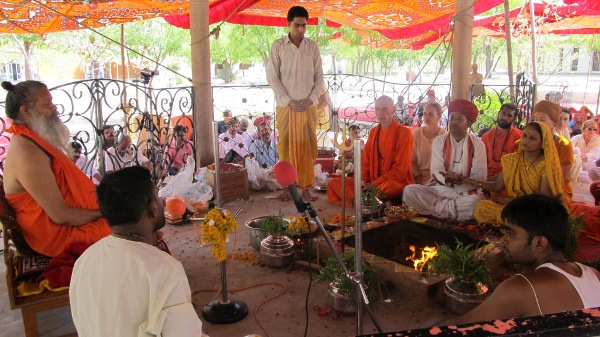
<box><xmin>529</xmin><ymin>0</ymin><xmax>538</xmax><ymax>90</ymax></box>
<box><xmin>503</xmin><ymin>0</ymin><xmax>515</xmax><ymax>99</ymax></box>
<box><xmin>190</xmin><ymin>0</ymin><xmax>215</xmax><ymax>167</ymax></box>
<box><xmin>451</xmin><ymin>0</ymin><xmax>475</xmax><ymax>100</ymax></box>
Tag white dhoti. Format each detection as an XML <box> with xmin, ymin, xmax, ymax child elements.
<box><xmin>403</xmin><ymin>184</ymin><xmax>482</xmax><ymax>221</ymax></box>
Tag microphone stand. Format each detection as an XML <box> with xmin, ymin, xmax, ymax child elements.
<box><xmin>291</xmin><ymin>141</ymin><xmax>382</xmax><ymax>334</ymax></box>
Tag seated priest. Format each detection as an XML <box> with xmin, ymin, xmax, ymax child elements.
<box><xmin>403</xmin><ymin>99</ymin><xmax>487</xmax><ymax>221</ymax></box>
<box><xmin>327</xmin><ymin>95</ymin><xmax>413</xmax><ymax>206</ymax></box>
<box><xmin>1</xmin><ymin>81</ymin><xmax>110</xmax><ymax>257</ymax></box>
<box><xmin>480</xmin><ymin>103</ymin><xmax>522</xmax><ymax>180</ymax></box>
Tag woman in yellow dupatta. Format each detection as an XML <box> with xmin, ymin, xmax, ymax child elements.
<box><xmin>468</xmin><ymin>122</ymin><xmax>564</xmax><ymax>225</ymax></box>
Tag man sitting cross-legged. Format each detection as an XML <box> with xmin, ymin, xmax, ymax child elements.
<box><xmin>439</xmin><ymin>194</ymin><xmax>600</xmax><ymax>326</ymax></box>
<box><xmin>403</xmin><ymin>99</ymin><xmax>487</xmax><ymax>221</ymax></box>
<box><xmin>327</xmin><ymin>95</ymin><xmax>413</xmax><ymax>206</ymax></box>
<box><xmin>1</xmin><ymin>80</ymin><xmax>110</xmax><ymax>257</ymax></box>
<box><xmin>70</xmin><ymin>166</ymin><xmax>207</xmax><ymax>337</ymax></box>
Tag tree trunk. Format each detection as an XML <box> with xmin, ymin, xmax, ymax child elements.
<box><xmin>485</xmin><ymin>43</ymin><xmax>493</xmax><ymax>79</ymax></box>
<box><xmin>11</xmin><ymin>34</ymin><xmax>33</xmax><ymax>80</ymax></box>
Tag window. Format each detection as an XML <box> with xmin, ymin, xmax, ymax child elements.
<box><xmin>571</xmin><ymin>48</ymin><xmax>579</xmax><ymax>71</ymax></box>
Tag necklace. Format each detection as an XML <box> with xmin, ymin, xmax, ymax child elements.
<box><xmin>453</xmin><ymin>146</ymin><xmax>464</xmax><ymax>164</ymax></box>
<box><xmin>524</xmin><ymin>153</ymin><xmax>542</xmax><ymax>171</ymax></box>
<box><xmin>113</xmin><ymin>233</ymin><xmax>149</xmax><ymax>244</ymax></box>
<box><xmin>491</xmin><ymin>127</ymin><xmax>511</xmax><ymax>162</ymax></box>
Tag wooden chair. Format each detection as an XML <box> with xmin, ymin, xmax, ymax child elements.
<box><xmin>1</xmin><ymin>182</ymin><xmax>73</xmax><ymax>337</ymax></box>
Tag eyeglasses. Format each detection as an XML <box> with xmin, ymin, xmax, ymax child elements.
<box><xmin>586</xmin><ymin>128</ymin><xmax>598</xmax><ymax>131</ymax></box>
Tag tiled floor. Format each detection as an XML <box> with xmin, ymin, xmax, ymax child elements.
<box><xmin>0</xmin><ymin>182</ymin><xmax>596</xmax><ymax>337</ymax></box>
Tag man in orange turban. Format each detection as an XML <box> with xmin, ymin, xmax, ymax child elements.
<box><xmin>1</xmin><ymin>80</ymin><xmax>110</xmax><ymax>257</ymax></box>
<box><xmin>403</xmin><ymin>99</ymin><xmax>487</xmax><ymax>221</ymax></box>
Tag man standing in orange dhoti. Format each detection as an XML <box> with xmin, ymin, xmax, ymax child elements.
<box><xmin>327</xmin><ymin>96</ymin><xmax>413</xmax><ymax>206</ymax></box>
<box><xmin>267</xmin><ymin>6</ymin><xmax>324</xmax><ymax>201</ymax></box>
<box><xmin>1</xmin><ymin>81</ymin><xmax>110</xmax><ymax>257</ymax></box>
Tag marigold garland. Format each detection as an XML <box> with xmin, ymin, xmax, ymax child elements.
<box><xmin>199</xmin><ymin>208</ymin><xmax>237</xmax><ymax>262</ymax></box>
<box><xmin>286</xmin><ymin>215</ymin><xmax>308</xmax><ymax>236</ymax></box>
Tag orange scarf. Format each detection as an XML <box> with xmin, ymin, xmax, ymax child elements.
<box><xmin>442</xmin><ymin>133</ymin><xmax>474</xmax><ymax>176</ymax></box>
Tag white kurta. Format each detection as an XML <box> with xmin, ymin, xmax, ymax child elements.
<box><xmin>266</xmin><ymin>35</ymin><xmax>324</xmax><ymax>107</ymax></box>
<box><xmin>70</xmin><ymin>236</ymin><xmax>205</xmax><ymax>337</ymax></box>
<box><xmin>403</xmin><ymin>133</ymin><xmax>487</xmax><ymax>221</ymax></box>
<box><xmin>218</xmin><ymin>131</ymin><xmax>249</xmax><ymax>159</ymax></box>
<box><xmin>105</xmin><ymin>146</ymin><xmax>149</xmax><ymax>172</ymax></box>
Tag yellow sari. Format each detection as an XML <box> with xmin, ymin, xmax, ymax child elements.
<box><xmin>474</xmin><ymin>122</ymin><xmax>564</xmax><ymax>225</ymax></box>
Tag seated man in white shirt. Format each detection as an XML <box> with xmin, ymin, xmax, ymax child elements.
<box><xmin>218</xmin><ymin>116</ymin><xmax>249</xmax><ymax>159</ymax></box>
<box><xmin>104</xmin><ymin>135</ymin><xmax>152</xmax><ymax>173</ymax></box>
<box><xmin>70</xmin><ymin>166</ymin><xmax>207</xmax><ymax>337</ymax></box>
<box><xmin>403</xmin><ymin>99</ymin><xmax>487</xmax><ymax>221</ymax></box>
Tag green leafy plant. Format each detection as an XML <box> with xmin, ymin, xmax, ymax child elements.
<box><xmin>360</xmin><ymin>186</ymin><xmax>385</xmax><ymax>205</ymax></box>
<box><xmin>565</xmin><ymin>214</ymin><xmax>585</xmax><ymax>261</ymax></box>
<box><xmin>258</xmin><ymin>213</ymin><xmax>288</xmax><ymax>239</ymax></box>
<box><xmin>427</xmin><ymin>239</ymin><xmax>492</xmax><ymax>288</ymax></box>
<box><xmin>317</xmin><ymin>252</ymin><xmax>383</xmax><ymax>305</ymax></box>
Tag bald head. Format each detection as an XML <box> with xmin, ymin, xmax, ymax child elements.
<box><xmin>375</xmin><ymin>95</ymin><xmax>395</xmax><ymax>128</ymax></box>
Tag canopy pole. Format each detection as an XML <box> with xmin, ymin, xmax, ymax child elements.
<box><xmin>583</xmin><ymin>34</ymin><xmax>596</xmax><ymax>105</ymax></box>
<box><xmin>451</xmin><ymin>0</ymin><xmax>475</xmax><ymax>100</ymax></box>
<box><xmin>529</xmin><ymin>0</ymin><xmax>538</xmax><ymax>93</ymax></box>
<box><xmin>503</xmin><ymin>0</ymin><xmax>515</xmax><ymax>99</ymax></box>
<box><xmin>190</xmin><ymin>0</ymin><xmax>215</xmax><ymax>167</ymax></box>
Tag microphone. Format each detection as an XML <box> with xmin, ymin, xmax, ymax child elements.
<box><xmin>273</xmin><ymin>161</ymin><xmax>307</xmax><ymax>213</ymax></box>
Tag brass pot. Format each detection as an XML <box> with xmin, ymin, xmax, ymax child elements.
<box><xmin>260</xmin><ymin>234</ymin><xmax>294</xmax><ymax>267</ymax></box>
<box><xmin>327</xmin><ymin>280</ymin><xmax>356</xmax><ymax>315</ymax></box>
<box><xmin>444</xmin><ymin>278</ymin><xmax>489</xmax><ymax>315</ymax></box>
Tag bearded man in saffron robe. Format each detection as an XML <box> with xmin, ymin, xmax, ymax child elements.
<box><xmin>2</xmin><ymin>80</ymin><xmax>110</xmax><ymax>257</ymax></box>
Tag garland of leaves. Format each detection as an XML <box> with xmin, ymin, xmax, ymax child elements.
<box><xmin>200</xmin><ymin>208</ymin><xmax>237</xmax><ymax>262</ymax></box>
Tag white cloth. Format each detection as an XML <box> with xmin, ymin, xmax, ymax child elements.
<box><xmin>105</xmin><ymin>146</ymin><xmax>149</xmax><ymax>172</ymax></box>
<box><xmin>218</xmin><ymin>131</ymin><xmax>249</xmax><ymax>158</ymax></box>
<box><xmin>240</xmin><ymin>131</ymin><xmax>253</xmax><ymax>150</ymax></box>
<box><xmin>571</xmin><ymin>134</ymin><xmax>600</xmax><ymax>171</ymax></box>
<box><xmin>249</xmin><ymin>139</ymin><xmax>279</xmax><ymax>168</ymax></box>
<box><xmin>403</xmin><ymin>133</ymin><xmax>487</xmax><ymax>221</ymax></box>
<box><xmin>267</xmin><ymin>34</ymin><xmax>325</xmax><ymax>107</ymax></box>
<box><xmin>536</xmin><ymin>262</ymin><xmax>600</xmax><ymax>309</ymax></box>
<box><xmin>70</xmin><ymin>236</ymin><xmax>205</xmax><ymax>337</ymax></box>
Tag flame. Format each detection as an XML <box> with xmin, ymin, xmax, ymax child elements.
<box><xmin>406</xmin><ymin>245</ymin><xmax>438</xmax><ymax>271</ymax></box>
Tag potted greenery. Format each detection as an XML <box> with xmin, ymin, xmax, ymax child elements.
<box><xmin>258</xmin><ymin>214</ymin><xmax>294</xmax><ymax>268</ymax></box>
<box><xmin>317</xmin><ymin>252</ymin><xmax>383</xmax><ymax>314</ymax></box>
<box><xmin>359</xmin><ymin>186</ymin><xmax>385</xmax><ymax>219</ymax></box>
<box><xmin>427</xmin><ymin>239</ymin><xmax>492</xmax><ymax>314</ymax></box>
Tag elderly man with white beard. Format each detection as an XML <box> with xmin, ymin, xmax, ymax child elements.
<box><xmin>1</xmin><ymin>81</ymin><xmax>110</xmax><ymax>257</ymax></box>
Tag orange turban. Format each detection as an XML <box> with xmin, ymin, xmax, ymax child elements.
<box><xmin>448</xmin><ymin>99</ymin><xmax>479</xmax><ymax>124</ymax></box>
<box><xmin>533</xmin><ymin>100</ymin><xmax>561</xmax><ymax>124</ymax></box>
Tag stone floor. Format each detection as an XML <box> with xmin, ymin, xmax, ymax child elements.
<box><xmin>0</xmin><ymin>182</ymin><xmax>596</xmax><ymax>337</ymax></box>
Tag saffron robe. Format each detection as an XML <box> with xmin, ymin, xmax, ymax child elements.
<box><xmin>481</xmin><ymin>126</ymin><xmax>522</xmax><ymax>179</ymax></box>
<box><xmin>6</xmin><ymin>124</ymin><xmax>110</xmax><ymax>257</ymax></box>
<box><xmin>327</xmin><ymin>119</ymin><xmax>413</xmax><ymax>206</ymax></box>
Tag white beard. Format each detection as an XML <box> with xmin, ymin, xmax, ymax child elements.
<box><xmin>28</xmin><ymin>111</ymin><xmax>70</xmax><ymax>154</ymax></box>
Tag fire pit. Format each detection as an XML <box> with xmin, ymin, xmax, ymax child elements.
<box><xmin>314</xmin><ymin>219</ymin><xmax>501</xmax><ymax>300</ymax></box>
